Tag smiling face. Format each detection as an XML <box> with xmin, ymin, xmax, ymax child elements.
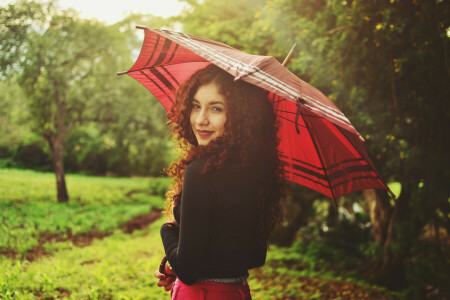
<box><xmin>190</xmin><ymin>82</ymin><xmax>227</xmax><ymax>146</ymax></box>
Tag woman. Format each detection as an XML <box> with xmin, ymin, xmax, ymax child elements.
<box><xmin>154</xmin><ymin>64</ymin><xmax>284</xmax><ymax>299</ymax></box>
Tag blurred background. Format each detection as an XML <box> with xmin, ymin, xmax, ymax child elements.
<box><xmin>0</xmin><ymin>0</ymin><xmax>449</xmax><ymax>299</ymax></box>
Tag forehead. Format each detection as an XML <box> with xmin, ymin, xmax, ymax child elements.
<box><xmin>193</xmin><ymin>83</ymin><xmax>226</xmax><ymax>104</ymax></box>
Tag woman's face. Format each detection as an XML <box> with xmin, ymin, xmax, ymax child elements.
<box><xmin>190</xmin><ymin>82</ymin><xmax>227</xmax><ymax>146</ymax></box>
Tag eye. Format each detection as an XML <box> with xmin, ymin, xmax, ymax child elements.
<box><xmin>211</xmin><ymin>106</ymin><xmax>223</xmax><ymax>112</ymax></box>
<box><xmin>192</xmin><ymin>103</ymin><xmax>200</xmax><ymax>109</ymax></box>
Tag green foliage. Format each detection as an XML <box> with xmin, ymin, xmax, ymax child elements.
<box><xmin>0</xmin><ymin>168</ymin><xmax>170</xmax><ymax>256</ymax></box>
<box><xmin>0</xmin><ymin>201</ymin><xmax>152</xmax><ymax>254</ymax></box>
<box><xmin>0</xmin><ymin>219</ymin><xmax>168</xmax><ymax>299</ymax></box>
<box><xmin>0</xmin><ymin>1</ymin><xmax>175</xmax><ymax>177</ymax></box>
<box><xmin>148</xmin><ymin>177</ymin><xmax>171</xmax><ymax>199</ymax></box>
<box><xmin>174</xmin><ymin>0</ymin><xmax>450</xmax><ymax>296</ymax></box>
<box><xmin>248</xmin><ymin>244</ymin><xmax>403</xmax><ymax>299</ymax></box>
<box><xmin>0</xmin><ymin>168</ymin><xmax>168</xmax><ymax>205</ymax></box>
<box><xmin>0</xmin><ymin>0</ymin><xmax>47</xmax><ymax>77</ymax></box>
<box><xmin>175</xmin><ymin>0</ymin><xmax>266</xmax><ymax>50</ymax></box>
<box><xmin>0</xmin><ymin>169</ymin><xmax>403</xmax><ymax>299</ymax></box>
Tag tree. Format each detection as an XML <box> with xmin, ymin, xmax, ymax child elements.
<box><xmin>250</xmin><ymin>0</ymin><xmax>450</xmax><ymax>289</ymax></box>
<box><xmin>1</xmin><ymin>1</ymin><xmax>136</xmax><ymax>202</ymax></box>
<box><xmin>0</xmin><ymin>0</ymin><xmax>47</xmax><ymax>77</ymax></box>
<box><xmin>174</xmin><ymin>0</ymin><xmax>450</xmax><ymax>291</ymax></box>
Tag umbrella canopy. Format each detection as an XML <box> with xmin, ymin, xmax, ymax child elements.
<box><xmin>118</xmin><ymin>26</ymin><xmax>394</xmax><ymax>201</ymax></box>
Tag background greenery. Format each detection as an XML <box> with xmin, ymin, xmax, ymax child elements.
<box><xmin>1</xmin><ymin>0</ymin><xmax>449</xmax><ymax>299</ymax></box>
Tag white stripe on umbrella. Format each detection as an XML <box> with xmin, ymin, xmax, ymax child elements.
<box><xmin>158</xmin><ymin>29</ymin><xmax>354</xmax><ymax>130</ymax></box>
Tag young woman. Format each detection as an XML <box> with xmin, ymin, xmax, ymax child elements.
<box><xmin>154</xmin><ymin>65</ymin><xmax>284</xmax><ymax>299</ymax></box>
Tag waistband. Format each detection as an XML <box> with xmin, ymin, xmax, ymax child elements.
<box><xmin>197</xmin><ymin>276</ymin><xmax>248</xmax><ymax>284</ymax></box>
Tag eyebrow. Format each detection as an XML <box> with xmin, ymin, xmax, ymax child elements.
<box><xmin>192</xmin><ymin>99</ymin><xmax>225</xmax><ymax>105</ymax></box>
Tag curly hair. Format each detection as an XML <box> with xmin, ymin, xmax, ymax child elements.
<box><xmin>165</xmin><ymin>64</ymin><xmax>284</xmax><ymax>247</ymax></box>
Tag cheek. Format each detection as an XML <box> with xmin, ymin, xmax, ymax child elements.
<box><xmin>189</xmin><ymin>111</ymin><xmax>196</xmax><ymax>128</ymax></box>
<box><xmin>217</xmin><ymin>115</ymin><xmax>227</xmax><ymax>135</ymax></box>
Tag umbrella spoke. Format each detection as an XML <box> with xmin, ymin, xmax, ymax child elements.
<box><xmin>119</xmin><ymin>27</ymin><xmax>392</xmax><ymax>201</ymax></box>
<box><xmin>276</xmin><ymin>115</ymin><xmax>307</xmax><ymax>129</ymax></box>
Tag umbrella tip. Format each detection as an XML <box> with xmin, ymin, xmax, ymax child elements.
<box><xmin>282</xmin><ymin>43</ymin><xmax>297</xmax><ymax>67</ymax></box>
<box><xmin>116</xmin><ymin>71</ymin><xmax>128</xmax><ymax>76</ymax></box>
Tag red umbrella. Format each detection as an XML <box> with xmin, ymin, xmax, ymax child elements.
<box><xmin>118</xmin><ymin>26</ymin><xmax>394</xmax><ymax>201</ymax></box>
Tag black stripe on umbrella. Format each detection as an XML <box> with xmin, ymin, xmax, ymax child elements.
<box><xmin>149</xmin><ymin>68</ymin><xmax>178</xmax><ymax>94</ymax></box>
<box><xmin>166</xmin><ymin>44</ymin><xmax>179</xmax><ymax>65</ymax></box>
<box><xmin>140</xmin><ymin>71</ymin><xmax>175</xmax><ymax>103</ymax></box>
<box><xmin>144</xmin><ymin>34</ymin><xmax>161</xmax><ymax>67</ymax></box>
<box><xmin>160</xmin><ymin>65</ymin><xmax>180</xmax><ymax>86</ymax></box>
<box><xmin>117</xmin><ymin>26</ymin><xmax>394</xmax><ymax>201</ymax></box>
<box><xmin>152</xmin><ymin>39</ymin><xmax>174</xmax><ymax>67</ymax></box>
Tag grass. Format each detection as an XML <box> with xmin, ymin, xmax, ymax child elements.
<box><xmin>0</xmin><ymin>201</ymin><xmax>152</xmax><ymax>255</ymax></box>
<box><xmin>0</xmin><ymin>219</ymin><xmax>167</xmax><ymax>299</ymax></box>
<box><xmin>0</xmin><ymin>168</ymin><xmax>170</xmax><ymax>205</ymax></box>
<box><xmin>0</xmin><ymin>168</ymin><xmax>404</xmax><ymax>299</ymax></box>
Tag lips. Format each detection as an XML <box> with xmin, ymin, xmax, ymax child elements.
<box><xmin>196</xmin><ymin>130</ymin><xmax>214</xmax><ymax>138</ymax></box>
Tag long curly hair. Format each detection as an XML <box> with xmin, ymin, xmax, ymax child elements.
<box><xmin>165</xmin><ymin>64</ymin><xmax>284</xmax><ymax>247</ymax></box>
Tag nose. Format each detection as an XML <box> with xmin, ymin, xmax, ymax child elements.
<box><xmin>195</xmin><ymin>109</ymin><xmax>209</xmax><ymax>126</ymax></box>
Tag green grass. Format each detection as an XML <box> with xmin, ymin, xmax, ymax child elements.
<box><xmin>0</xmin><ymin>219</ymin><xmax>167</xmax><ymax>299</ymax></box>
<box><xmin>0</xmin><ymin>201</ymin><xmax>153</xmax><ymax>255</ymax></box>
<box><xmin>0</xmin><ymin>168</ymin><xmax>170</xmax><ymax>205</ymax></box>
<box><xmin>248</xmin><ymin>245</ymin><xmax>403</xmax><ymax>300</ymax></box>
<box><xmin>0</xmin><ymin>168</ymin><xmax>170</xmax><ymax>257</ymax></box>
<box><xmin>0</xmin><ymin>168</ymin><xmax>403</xmax><ymax>299</ymax></box>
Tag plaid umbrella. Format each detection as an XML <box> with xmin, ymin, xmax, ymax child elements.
<box><xmin>118</xmin><ymin>26</ymin><xmax>394</xmax><ymax>201</ymax></box>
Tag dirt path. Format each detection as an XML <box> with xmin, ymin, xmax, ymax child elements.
<box><xmin>2</xmin><ymin>207</ymin><xmax>163</xmax><ymax>261</ymax></box>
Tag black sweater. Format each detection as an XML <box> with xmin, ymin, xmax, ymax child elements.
<box><xmin>160</xmin><ymin>159</ymin><xmax>267</xmax><ymax>285</ymax></box>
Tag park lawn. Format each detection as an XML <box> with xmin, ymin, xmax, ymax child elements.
<box><xmin>0</xmin><ymin>168</ymin><xmax>402</xmax><ymax>299</ymax></box>
<box><xmin>0</xmin><ymin>168</ymin><xmax>168</xmax><ymax>258</ymax></box>
<box><xmin>1</xmin><ymin>219</ymin><xmax>168</xmax><ymax>299</ymax></box>
<box><xmin>1</xmin><ymin>219</ymin><xmax>402</xmax><ymax>300</ymax></box>
<box><xmin>0</xmin><ymin>168</ymin><xmax>169</xmax><ymax>205</ymax></box>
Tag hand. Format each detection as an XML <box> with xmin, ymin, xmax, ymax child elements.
<box><xmin>154</xmin><ymin>263</ymin><xmax>177</xmax><ymax>292</ymax></box>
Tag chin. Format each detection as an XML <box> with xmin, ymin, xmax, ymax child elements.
<box><xmin>197</xmin><ymin>140</ymin><xmax>210</xmax><ymax>146</ymax></box>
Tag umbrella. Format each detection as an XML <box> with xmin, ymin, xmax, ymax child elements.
<box><xmin>117</xmin><ymin>26</ymin><xmax>395</xmax><ymax>201</ymax></box>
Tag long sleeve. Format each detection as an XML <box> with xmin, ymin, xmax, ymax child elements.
<box><xmin>160</xmin><ymin>160</ymin><xmax>214</xmax><ymax>285</ymax></box>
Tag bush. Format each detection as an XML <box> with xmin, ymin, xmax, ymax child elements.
<box><xmin>148</xmin><ymin>178</ymin><xmax>170</xmax><ymax>199</ymax></box>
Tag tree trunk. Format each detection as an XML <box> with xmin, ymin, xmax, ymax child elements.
<box><xmin>363</xmin><ymin>189</ymin><xmax>392</xmax><ymax>243</ymax></box>
<box><xmin>44</xmin><ymin>130</ymin><xmax>69</xmax><ymax>203</ymax></box>
<box><xmin>43</xmin><ymin>90</ymin><xmax>69</xmax><ymax>203</ymax></box>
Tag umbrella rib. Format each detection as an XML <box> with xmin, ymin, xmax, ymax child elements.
<box><xmin>173</xmin><ymin>31</ymin><xmax>353</xmax><ymax>128</ymax></box>
<box><xmin>282</xmin><ymin>153</ymin><xmax>370</xmax><ymax>172</ymax></box>
<box><xmin>144</xmin><ymin>34</ymin><xmax>161</xmax><ymax>68</ymax></box>
<box><xmin>148</xmin><ymin>68</ymin><xmax>177</xmax><ymax>93</ymax></box>
<box><xmin>140</xmin><ymin>71</ymin><xmax>174</xmax><ymax>103</ymax></box>
<box><xmin>334</xmin><ymin>126</ymin><xmax>396</xmax><ymax>198</ymax></box>
<box><xmin>289</xmin><ymin>170</ymin><xmax>330</xmax><ymax>189</ymax></box>
<box><xmin>160</xmin><ymin>65</ymin><xmax>180</xmax><ymax>85</ymax></box>
<box><xmin>302</xmin><ymin>115</ymin><xmax>337</xmax><ymax>202</ymax></box>
<box><xmin>127</xmin><ymin>61</ymin><xmax>210</xmax><ymax>74</ymax></box>
<box><xmin>332</xmin><ymin>175</ymin><xmax>383</xmax><ymax>189</ymax></box>
<box><xmin>152</xmin><ymin>38</ymin><xmax>174</xmax><ymax>67</ymax></box>
<box><xmin>274</xmin><ymin>109</ymin><xmax>296</xmax><ymax>115</ymax></box>
<box><xmin>277</xmin><ymin>115</ymin><xmax>307</xmax><ymax>129</ymax></box>
<box><xmin>274</xmin><ymin>109</ymin><xmax>327</xmax><ymax>120</ymax></box>
<box><xmin>152</xmin><ymin>29</ymin><xmax>355</xmax><ymax>131</ymax></box>
<box><xmin>280</xmin><ymin>154</ymin><xmax>325</xmax><ymax>171</ymax></box>
<box><xmin>166</xmin><ymin>44</ymin><xmax>179</xmax><ymax>65</ymax></box>
<box><xmin>289</xmin><ymin>167</ymin><xmax>384</xmax><ymax>190</ymax></box>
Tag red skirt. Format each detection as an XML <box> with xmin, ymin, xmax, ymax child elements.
<box><xmin>171</xmin><ymin>278</ymin><xmax>252</xmax><ymax>300</ymax></box>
